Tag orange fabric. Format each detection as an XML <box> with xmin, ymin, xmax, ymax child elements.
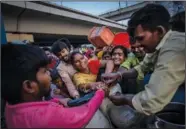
<box><xmin>113</xmin><ymin>32</ymin><xmax>131</xmax><ymax>49</ymax></box>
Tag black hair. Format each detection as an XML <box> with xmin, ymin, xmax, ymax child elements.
<box><xmin>42</xmin><ymin>47</ymin><xmax>51</xmax><ymax>52</ymax></box>
<box><xmin>70</xmin><ymin>51</ymin><xmax>83</xmax><ymax>65</ymax></box>
<box><xmin>51</xmin><ymin>41</ymin><xmax>69</xmax><ymax>56</ymax></box>
<box><xmin>169</xmin><ymin>11</ymin><xmax>185</xmax><ymax>32</ymax></box>
<box><xmin>111</xmin><ymin>45</ymin><xmax>128</xmax><ymax>58</ymax></box>
<box><xmin>1</xmin><ymin>44</ymin><xmax>49</xmax><ymax>104</ymax></box>
<box><xmin>102</xmin><ymin>51</ymin><xmax>111</xmax><ymax>58</ymax></box>
<box><xmin>127</xmin><ymin>4</ymin><xmax>170</xmax><ymax>38</ymax></box>
<box><xmin>56</xmin><ymin>38</ymin><xmax>71</xmax><ymax>51</ymax></box>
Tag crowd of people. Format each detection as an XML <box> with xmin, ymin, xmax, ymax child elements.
<box><xmin>1</xmin><ymin>4</ymin><xmax>185</xmax><ymax>128</ymax></box>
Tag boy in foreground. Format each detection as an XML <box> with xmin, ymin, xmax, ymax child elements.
<box><xmin>2</xmin><ymin>44</ymin><xmax>110</xmax><ymax>128</ymax></box>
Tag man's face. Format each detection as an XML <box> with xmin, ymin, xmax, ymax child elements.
<box><xmin>57</xmin><ymin>48</ymin><xmax>69</xmax><ymax>62</ymax></box>
<box><xmin>27</xmin><ymin>67</ymin><xmax>52</xmax><ymax>98</ymax></box>
<box><xmin>134</xmin><ymin>25</ymin><xmax>161</xmax><ymax>53</ymax></box>
<box><xmin>131</xmin><ymin>42</ymin><xmax>146</xmax><ymax>58</ymax></box>
<box><xmin>36</xmin><ymin>67</ymin><xmax>52</xmax><ymax>97</ymax></box>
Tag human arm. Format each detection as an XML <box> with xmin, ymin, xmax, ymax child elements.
<box><xmin>77</xmin><ymin>82</ymin><xmax>108</xmax><ymax>94</ymax></box>
<box><xmin>100</xmin><ymin>60</ymin><xmax>115</xmax><ymax>73</ymax></box>
<box><xmin>57</xmin><ymin>68</ymin><xmax>80</xmax><ymax>99</ymax></box>
<box><xmin>132</xmin><ymin>43</ymin><xmax>185</xmax><ymax>115</ymax></box>
<box><xmin>109</xmin><ymin>50</ymin><xmax>185</xmax><ymax>114</ymax></box>
<box><xmin>101</xmin><ymin>53</ymin><xmax>155</xmax><ymax>84</ymax></box>
<box><xmin>101</xmin><ymin>67</ymin><xmax>138</xmax><ymax>84</ymax></box>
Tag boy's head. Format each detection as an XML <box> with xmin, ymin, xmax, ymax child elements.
<box><xmin>50</xmin><ymin>69</ymin><xmax>63</xmax><ymax>89</ymax></box>
<box><xmin>57</xmin><ymin>38</ymin><xmax>72</xmax><ymax>51</ymax></box>
<box><xmin>51</xmin><ymin>41</ymin><xmax>70</xmax><ymax>62</ymax></box>
<box><xmin>127</xmin><ymin>4</ymin><xmax>170</xmax><ymax>53</ymax></box>
<box><xmin>2</xmin><ymin>44</ymin><xmax>51</xmax><ymax>104</ymax></box>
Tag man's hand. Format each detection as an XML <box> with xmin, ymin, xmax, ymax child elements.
<box><xmin>72</xmin><ymin>91</ymin><xmax>80</xmax><ymax>99</ymax></box>
<box><xmin>101</xmin><ymin>72</ymin><xmax>121</xmax><ymax>84</ymax></box>
<box><xmin>89</xmin><ymin>82</ymin><xmax>104</xmax><ymax>89</ymax></box>
<box><xmin>58</xmin><ymin>98</ymin><xmax>72</xmax><ymax>107</ymax></box>
<box><xmin>109</xmin><ymin>93</ymin><xmax>134</xmax><ymax>107</ymax></box>
<box><xmin>90</xmin><ymin>82</ymin><xmax>109</xmax><ymax>96</ymax></box>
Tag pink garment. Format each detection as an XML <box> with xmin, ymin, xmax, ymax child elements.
<box><xmin>5</xmin><ymin>90</ymin><xmax>105</xmax><ymax>128</ymax></box>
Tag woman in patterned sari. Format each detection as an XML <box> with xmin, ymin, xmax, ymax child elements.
<box><xmin>70</xmin><ymin>51</ymin><xmax>115</xmax><ymax>95</ymax></box>
<box><xmin>71</xmin><ymin>51</ymin><xmax>121</xmax><ymax>119</ymax></box>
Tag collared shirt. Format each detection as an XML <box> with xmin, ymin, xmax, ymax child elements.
<box><xmin>134</xmin><ymin>30</ymin><xmax>173</xmax><ymax>75</ymax></box>
<box><xmin>132</xmin><ymin>30</ymin><xmax>185</xmax><ymax>115</ymax></box>
<box><xmin>57</xmin><ymin>61</ymin><xmax>79</xmax><ymax>98</ymax></box>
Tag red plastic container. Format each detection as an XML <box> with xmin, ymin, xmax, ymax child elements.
<box><xmin>113</xmin><ymin>32</ymin><xmax>131</xmax><ymax>49</ymax></box>
<box><xmin>88</xmin><ymin>26</ymin><xmax>115</xmax><ymax>48</ymax></box>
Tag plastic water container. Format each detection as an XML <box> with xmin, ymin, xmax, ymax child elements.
<box><xmin>88</xmin><ymin>26</ymin><xmax>114</xmax><ymax>48</ymax></box>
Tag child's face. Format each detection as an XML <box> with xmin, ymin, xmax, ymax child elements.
<box><xmin>54</xmin><ymin>78</ymin><xmax>63</xmax><ymax>88</ymax></box>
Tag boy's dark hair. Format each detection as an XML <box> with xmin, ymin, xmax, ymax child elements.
<box><xmin>70</xmin><ymin>51</ymin><xmax>83</xmax><ymax>65</ymax></box>
<box><xmin>56</xmin><ymin>38</ymin><xmax>71</xmax><ymax>51</ymax></box>
<box><xmin>2</xmin><ymin>44</ymin><xmax>49</xmax><ymax>104</ymax></box>
<box><xmin>127</xmin><ymin>4</ymin><xmax>170</xmax><ymax>37</ymax></box>
<box><xmin>169</xmin><ymin>11</ymin><xmax>185</xmax><ymax>32</ymax></box>
<box><xmin>111</xmin><ymin>45</ymin><xmax>128</xmax><ymax>58</ymax></box>
<box><xmin>51</xmin><ymin>41</ymin><xmax>69</xmax><ymax>56</ymax></box>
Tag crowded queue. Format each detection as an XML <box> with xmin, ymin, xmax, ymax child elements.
<box><xmin>1</xmin><ymin>4</ymin><xmax>185</xmax><ymax>128</ymax></box>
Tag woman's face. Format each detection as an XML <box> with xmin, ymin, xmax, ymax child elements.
<box><xmin>112</xmin><ymin>48</ymin><xmax>126</xmax><ymax>65</ymax></box>
<box><xmin>73</xmin><ymin>53</ymin><xmax>88</xmax><ymax>72</ymax></box>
